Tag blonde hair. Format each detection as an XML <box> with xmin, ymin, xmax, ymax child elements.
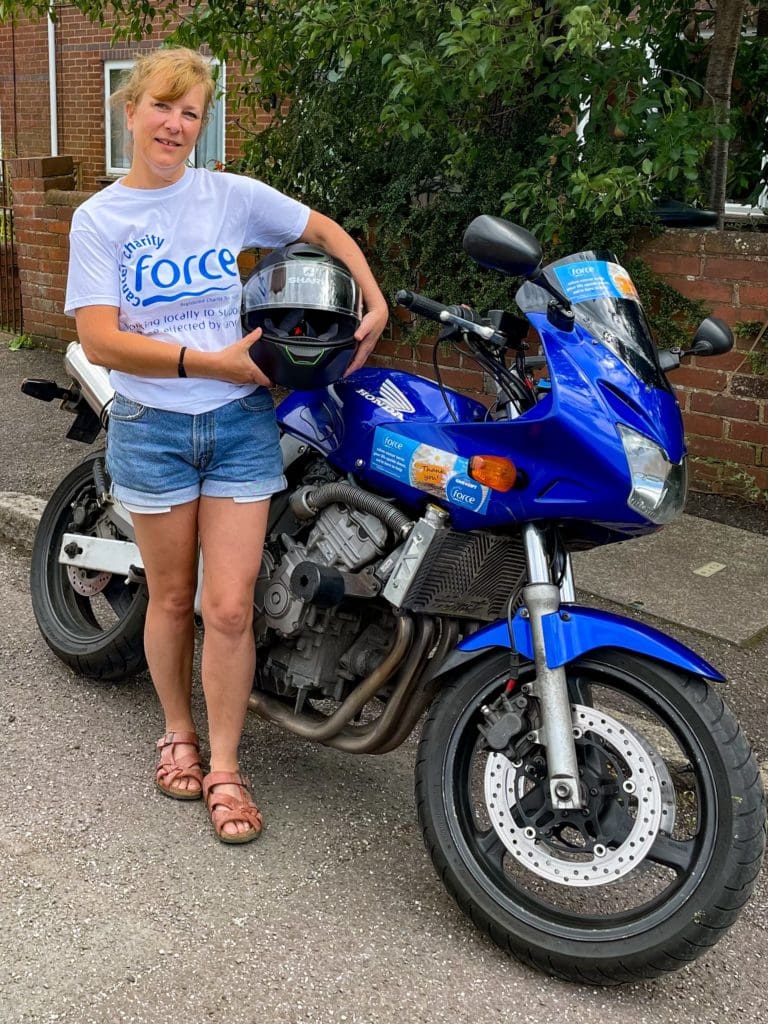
<box><xmin>116</xmin><ymin>47</ymin><xmax>216</xmax><ymax>117</ymax></box>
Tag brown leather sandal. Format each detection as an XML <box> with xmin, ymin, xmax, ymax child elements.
<box><xmin>155</xmin><ymin>731</ymin><xmax>203</xmax><ymax>801</ymax></box>
<box><xmin>203</xmin><ymin>771</ymin><xmax>263</xmax><ymax>844</ymax></box>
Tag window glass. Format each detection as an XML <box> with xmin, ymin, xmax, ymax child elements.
<box><xmin>104</xmin><ymin>58</ymin><xmax>225</xmax><ymax>176</ymax></box>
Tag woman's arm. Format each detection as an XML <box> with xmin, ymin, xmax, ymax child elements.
<box><xmin>298</xmin><ymin>211</ymin><xmax>389</xmax><ymax>376</ymax></box>
<box><xmin>74</xmin><ymin>305</ymin><xmax>271</xmax><ymax>386</ymax></box>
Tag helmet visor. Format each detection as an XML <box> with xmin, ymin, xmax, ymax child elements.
<box><xmin>243</xmin><ymin>260</ymin><xmax>361</xmax><ymax>318</ymax></box>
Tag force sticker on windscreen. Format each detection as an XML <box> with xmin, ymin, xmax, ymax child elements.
<box><xmin>370</xmin><ymin>427</ymin><xmax>490</xmax><ymax>514</ymax></box>
<box><xmin>553</xmin><ymin>261</ymin><xmax>639</xmax><ymax>304</ymax></box>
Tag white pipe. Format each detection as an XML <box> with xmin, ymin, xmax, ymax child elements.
<box><xmin>47</xmin><ymin>7</ymin><xmax>58</xmax><ymax>155</ymax></box>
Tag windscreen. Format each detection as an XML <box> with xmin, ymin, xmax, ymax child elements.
<box><xmin>516</xmin><ymin>251</ymin><xmax>668</xmax><ymax>390</ymax></box>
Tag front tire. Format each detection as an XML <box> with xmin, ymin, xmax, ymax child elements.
<box><xmin>416</xmin><ymin>650</ymin><xmax>765</xmax><ymax>984</ymax></box>
<box><xmin>30</xmin><ymin>452</ymin><xmax>148</xmax><ymax>681</ymax></box>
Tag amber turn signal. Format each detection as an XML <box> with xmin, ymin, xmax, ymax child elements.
<box><xmin>468</xmin><ymin>455</ymin><xmax>517</xmax><ymax>492</ymax></box>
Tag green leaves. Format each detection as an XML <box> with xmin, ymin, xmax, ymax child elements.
<box><xmin>10</xmin><ymin>0</ymin><xmax>755</xmax><ymax>318</ymax></box>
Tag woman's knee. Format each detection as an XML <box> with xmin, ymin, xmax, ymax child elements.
<box><xmin>201</xmin><ymin>592</ymin><xmax>254</xmax><ymax>637</ymax></box>
<box><xmin>148</xmin><ymin>583</ymin><xmax>196</xmax><ymax>621</ymax></box>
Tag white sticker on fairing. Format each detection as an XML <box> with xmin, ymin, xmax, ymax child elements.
<box><xmin>370</xmin><ymin>427</ymin><xmax>491</xmax><ymax>514</ymax></box>
<box><xmin>553</xmin><ymin>260</ymin><xmax>639</xmax><ymax>305</ymax></box>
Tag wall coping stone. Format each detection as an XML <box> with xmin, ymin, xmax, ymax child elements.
<box><xmin>636</xmin><ymin>226</ymin><xmax>768</xmax><ymax>258</ymax></box>
<box><xmin>44</xmin><ymin>189</ymin><xmax>91</xmax><ymax>209</ymax></box>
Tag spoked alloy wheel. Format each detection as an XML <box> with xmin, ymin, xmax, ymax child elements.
<box><xmin>30</xmin><ymin>452</ymin><xmax>148</xmax><ymax>680</ymax></box>
<box><xmin>415</xmin><ymin>650</ymin><xmax>765</xmax><ymax>984</ymax></box>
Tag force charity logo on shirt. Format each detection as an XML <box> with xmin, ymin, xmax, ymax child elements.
<box><xmin>119</xmin><ymin>231</ymin><xmax>240</xmax><ymax>309</ymax></box>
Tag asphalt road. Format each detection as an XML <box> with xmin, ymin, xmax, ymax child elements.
<box><xmin>1</xmin><ymin>535</ymin><xmax>768</xmax><ymax>1024</ymax></box>
<box><xmin>2</xmin><ymin>531</ymin><xmax>768</xmax><ymax>1023</ymax></box>
<box><xmin>2</xmin><ymin>342</ymin><xmax>768</xmax><ymax>1022</ymax></box>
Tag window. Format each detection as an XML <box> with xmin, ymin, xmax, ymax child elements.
<box><xmin>104</xmin><ymin>58</ymin><xmax>226</xmax><ymax>177</ymax></box>
<box><xmin>574</xmin><ymin>32</ymin><xmax>767</xmax><ymax>223</ymax></box>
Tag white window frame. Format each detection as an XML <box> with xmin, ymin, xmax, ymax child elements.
<box><xmin>104</xmin><ymin>58</ymin><xmax>226</xmax><ymax>177</ymax></box>
<box><xmin>575</xmin><ymin>36</ymin><xmax>766</xmax><ymax>222</ymax></box>
<box><xmin>104</xmin><ymin>59</ymin><xmax>134</xmax><ymax>177</ymax></box>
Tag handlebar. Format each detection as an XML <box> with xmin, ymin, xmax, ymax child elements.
<box><xmin>395</xmin><ymin>289</ymin><xmax>459</xmax><ymax>323</ymax></box>
<box><xmin>395</xmin><ymin>289</ymin><xmax>505</xmax><ymax>347</ymax></box>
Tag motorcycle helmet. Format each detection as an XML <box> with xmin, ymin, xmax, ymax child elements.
<box><xmin>242</xmin><ymin>243</ymin><xmax>362</xmax><ymax>389</ymax></box>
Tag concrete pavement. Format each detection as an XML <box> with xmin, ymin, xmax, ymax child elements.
<box><xmin>573</xmin><ymin>514</ymin><xmax>768</xmax><ymax>645</ymax></box>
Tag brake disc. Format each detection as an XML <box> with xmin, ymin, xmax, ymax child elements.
<box><xmin>67</xmin><ymin>565</ymin><xmax>112</xmax><ymax>597</ymax></box>
<box><xmin>484</xmin><ymin>703</ymin><xmax>666</xmax><ymax>887</ymax></box>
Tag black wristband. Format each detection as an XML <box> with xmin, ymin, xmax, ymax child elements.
<box><xmin>177</xmin><ymin>346</ymin><xmax>187</xmax><ymax>378</ymax></box>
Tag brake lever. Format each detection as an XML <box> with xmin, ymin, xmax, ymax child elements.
<box><xmin>438</xmin><ymin>310</ymin><xmax>506</xmax><ymax>348</ymax></box>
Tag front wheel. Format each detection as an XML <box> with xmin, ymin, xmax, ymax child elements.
<box><xmin>415</xmin><ymin>650</ymin><xmax>765</xmax><ymax>984</ymax></box>
<box><xmin>30</xmin><ymin>451</ymin><xmax>148</xmax><ymax>681</ymax></box>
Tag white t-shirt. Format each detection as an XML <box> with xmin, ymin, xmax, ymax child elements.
<box><xmin>65</xmin><ymin>167</ymin><xmax>310</xmax><ymax>413</ymax></box>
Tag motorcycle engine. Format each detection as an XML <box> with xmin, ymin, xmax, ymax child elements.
<box><xmin>254</xmin><ymin>492</ymin><xmax>394</xmax><ymax>704</ymax></box>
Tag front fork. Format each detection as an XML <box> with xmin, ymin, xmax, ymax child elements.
<box><xmin>522</xmin><ymin>524</ymin><xmax>581</xmax><ymax>811</ymax></box>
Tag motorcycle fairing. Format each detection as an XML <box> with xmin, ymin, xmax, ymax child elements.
<box><xmin>458</xmin><ymin>605</ymin><xmax>725</xmax><ymax>681</ymax></box>
<box><xmin>278</xmin><ymin>345</ymin><xmax>683</xmax><ymax>536</ymax></box>
<box><xmin>531</xmin><ymin>317</ymin><xmax>685</xmax><ymax>464</ymax></box>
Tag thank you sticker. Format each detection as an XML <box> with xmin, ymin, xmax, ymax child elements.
<box><xmin>370</xmin><ymin>427</ymin><xmax>490</xmax><ymax>514</ymax></box>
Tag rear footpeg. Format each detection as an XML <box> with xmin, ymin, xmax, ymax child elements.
<box><xmin>21</xmin><ymin>378</ymin><xmax>76</xmax><ymax>403</ymax></box>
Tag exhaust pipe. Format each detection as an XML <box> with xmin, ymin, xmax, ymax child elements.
<box><xmin>64</xmin><ymin>342</ymin><xmax>114</xmax><ymax>423</ymax></box>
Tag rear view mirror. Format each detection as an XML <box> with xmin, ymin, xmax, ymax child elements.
<box><xmin>462</xmin><ymin>216</ymin><xmax>543</xmax><ymax>279</ymax></box>
<box><xmin>690</xmin><ymin>317</ymin><xmax>734</xmax><ymax>357</ymax></box>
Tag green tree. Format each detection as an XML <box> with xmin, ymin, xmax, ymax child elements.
<box><xmin>2</xmin><ymin>0</ymin><xmax>763</xmax><ymax>308</ymax></box>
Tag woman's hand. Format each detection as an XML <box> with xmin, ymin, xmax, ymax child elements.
<box><xmin>343</xmin><ymin>304</ymin><xmax>389</xmax><ymax>377</ymax></box>
<box><xmin>211</xmin><ymin>328</ymin><xmax>273</xmax><ymax>387</ymax></box>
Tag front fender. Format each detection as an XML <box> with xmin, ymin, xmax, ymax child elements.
<box><xmin>457</xmin><ymin>605</ymin><xmax>724</xmax><ymax>682</ymax></box>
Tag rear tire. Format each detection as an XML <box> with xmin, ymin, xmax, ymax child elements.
<box><xmin>415</xmin><ymin>650</ymin><xmax>765</xmax><ymax>984</ymax></box>
<box><xmin>30</xmin><ymin>452</ymin><xmax>148</xmax><ymax>681</ymax></box>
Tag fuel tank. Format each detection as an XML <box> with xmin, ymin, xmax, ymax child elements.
<box><xmin>277</xmin><ymin>368</ymin><xmax>495</xmax><ymax>522</ymax></box>
<box><xmin>277</xmin><ymin>368</ymin><xmax>487</xmax><ymax>456</ymax></box>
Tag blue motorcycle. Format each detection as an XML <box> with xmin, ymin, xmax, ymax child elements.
<box><xmin>25</xmin><ymin>215</ymin><xmax>765</xmax><ymax>984</ymax></box>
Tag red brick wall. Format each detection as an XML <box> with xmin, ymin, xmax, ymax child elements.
<box><xmin>0</xmin><ymin>7</ymin><xmax>269</xmax><ymax>191</ymax></box>
<box><xmin>637</xmin><ymin>230</ymin><xmax>768</xmax><ymax>496</ymax></box>
<box><xmin>0</xmin><ymin>18</ymin><xmax>51</xmax><ymax>158</ymax></box>
<box><xmin>7</xmin><ymin>156</ymin><xmax>80</xmax><ymax>346</ymax></box>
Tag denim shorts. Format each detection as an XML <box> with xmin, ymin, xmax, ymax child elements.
<box><xmin>106</xmin><ymin>389</ymin><xmax>287</xmax><ymax>509</ymax></box>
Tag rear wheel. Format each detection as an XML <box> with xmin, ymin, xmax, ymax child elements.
<box><xmin>415</xmin><ymin>650</ymin><xmax>765</xmax><ymax>984</ymax></box>
<box><xmin>30</xmin><ymin>452</ymin><xmax>148</xmax><ymax>680</ymax></box>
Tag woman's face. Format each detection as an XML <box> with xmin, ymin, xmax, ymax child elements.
<box><xmin>125</xmin><ymin>77</ymin><xmax>206</xmax><ymax>187</ymax></box>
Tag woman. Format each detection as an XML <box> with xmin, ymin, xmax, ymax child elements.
<box><xmin>64</xmin><ymin>47</ymin><xmax>388</xmax><ymax>844</ymax></box>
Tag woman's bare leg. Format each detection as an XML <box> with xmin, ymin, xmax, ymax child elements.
<box><xmin>131</xmin><ymin>500</ymin><xmax>200</xmax><ymax>790</ymax></box>
<box><xmin>198</xmin><ymin>495</ymin><xmax>270</xmax><ymax>835</ymax></box>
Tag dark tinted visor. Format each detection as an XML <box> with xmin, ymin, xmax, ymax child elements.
<box><xmin>244</xmin><ymin>261</ymin><xmax>360</xmax><ymax>318</ymax></box>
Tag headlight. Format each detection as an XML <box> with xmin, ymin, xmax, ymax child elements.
<box><xmin>617</xmin><ymin>424</ymin><xmax>688</xmax><ymax>524</ymax></box>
